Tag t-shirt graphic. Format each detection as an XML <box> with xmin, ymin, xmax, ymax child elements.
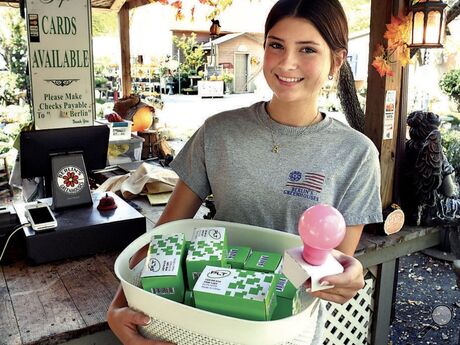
<box><xmin>283</xmin><ymin>170</ymin><xmax>325</xmax><ymax>201</ymax></box>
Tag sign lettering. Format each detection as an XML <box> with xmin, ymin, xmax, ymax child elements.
<box><xmin>26</xmin><ymin>0</ymin><xmax>95</xmax><ymax>129</ymax></box>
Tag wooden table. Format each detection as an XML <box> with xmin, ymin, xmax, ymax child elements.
<box><xmin>0</xmin><ymin>196</ymin><xmax>441</xmax><ymax>345</ymax></box>
<box><xmin>355</xmin><ymin>226</ymin><xmax>441</xmax><ymax>345</ymax></box>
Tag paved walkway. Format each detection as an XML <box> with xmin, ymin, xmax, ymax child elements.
<box><xmin>156</xmin><ymin>93</ymin><xmax>270</xmax><ymax>140</ymax></box>
<box><xmin>155</xmin><ymin>92</ymin><xmax>347</xmax><ymax>141</ymax></box>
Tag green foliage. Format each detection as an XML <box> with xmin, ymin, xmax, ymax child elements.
<box><xmin>204</xmin><ymin>0</ymin><xmax>234</xmax><ymax>20</ymax></box>
<box><xmin>439</xmin><ymin>69</ymin><xmax>460</xmax><ymax>111</ymax></box>
<box><xmin>0</xmin><ymin>104</ymin><xmax>32</xmax><ymax>154</ymax></box>
<box><xmin>173</xmin><ymin>33</ymin><xmax>205</xmax><ymax>76</ymax></box>
<box><xmin>0</xmin><ymin>73</ymin><xmax>20</xmax><ymax>106</ymax></box>
<box><xmin>92</xmin><ymin>11</ymin><xmax>118</xmax><ymax>36</ymax></box>
<box><xmin>94</xmin><ymin>76</ymin><xmax>109</xmax><ymax>88</ymax></box>
<box><xmin>222</xmin><ymin>72</ymin><xmax>233</xmax><ymax>84</ymax></box>
<box><xmin>341</xmin><ymin>0</ymin><xmax>371</xmax><ymax>33</ymax></box>
<box><xmin>442</xmin><ymin>129</ymin><xmax>460</xmax><ymax>177</ymax></box>
<box><xmin>0</xmin><ymin>9</ymin><xmax>28</xmax><ymax>96</ymax></box>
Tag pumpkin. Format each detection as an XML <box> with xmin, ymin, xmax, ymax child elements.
<box><xmin>131</xmin><ymin>106</ymin><xmax>154</xmax><ymax>132</ymax></box>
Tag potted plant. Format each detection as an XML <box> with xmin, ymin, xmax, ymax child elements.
<box><xmin>222</xmin><ymin>72</ymin><xmax>234</xmax><ymax>94</ymax></box>
<box><xmin>439</xmin><ymin>69</ymin><xmax>460</xmax><ymax>112</ymax></box>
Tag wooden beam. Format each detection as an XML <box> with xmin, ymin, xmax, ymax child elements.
<box><xmin>119</xmin><ymin>3</ymin><xmax>131</xmax><ymax>97</ymax></box>
<box><xmin>127</xmin><ymin>0</ymin><xmax>153</xmax><ymax>10</ymax></box>
<box><xmin>0</xmin><ymin>2</ymin><xmax>19</xmax><ymax>7</ymax></box>
<box><xmin>111</xmin><ymin>0</ymin><xmax>127</xmax><ymax>12</ymax></box>
<box><xmin>364</xmin><ymin>0</ymin><xmax>409</xmax><ymax>209</ymax></box>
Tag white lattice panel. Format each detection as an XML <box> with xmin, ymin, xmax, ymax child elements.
<box><xmin>321</xmin><ymin>270</ymin><xmax>376</xmax><ymax>345</ymax></box>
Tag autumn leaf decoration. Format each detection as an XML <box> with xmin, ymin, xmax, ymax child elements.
<box><xmin>372</xmin><ymin>15</ymin><xmax>412</xmax><ymax>77</ymax></box>
<box><xmin>152</xmin><ymin>0</ymin><xmax>233</xmax><ymax>21</ymax></box>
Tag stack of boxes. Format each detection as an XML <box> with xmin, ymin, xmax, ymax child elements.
<box><xmin>140</xmin><ymin>227</ymin><xmax>299</xmax><ymax>321</ymax></box>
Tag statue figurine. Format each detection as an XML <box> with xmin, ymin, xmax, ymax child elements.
<box><xmin>210</xmin><ymin>19</ymin><xmax>221</xmax><ymax>37</ymax></box>
<box><xmin>401</xmin><ymin>110</ymin><xmax>460</xmax><ymax>226</ymax></box>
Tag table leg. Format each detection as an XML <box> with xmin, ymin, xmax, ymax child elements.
<box><xmin>370</xmin><ymin>259</ymin><xmax>398</xmax><ymax>345</ymax></box>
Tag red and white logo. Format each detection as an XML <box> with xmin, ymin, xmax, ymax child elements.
<box><xmin>56</xmin><ymin>166</ymin><xmax>85</xmax><ymax>194</ymax></box>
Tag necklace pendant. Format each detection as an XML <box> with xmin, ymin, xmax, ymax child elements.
<box><xmin>272</xmin><ymin>145</ymin><xmax>279</xmax><ymax>153</ymax></box>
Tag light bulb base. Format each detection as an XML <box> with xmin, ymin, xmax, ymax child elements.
<box><xmin>302</xmin><ymin>244</ymin><xmax>329</xmax><ymax>266</ymax></box>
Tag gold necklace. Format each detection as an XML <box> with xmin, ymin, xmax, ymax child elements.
<box><xmin>267</xmin><ymin>111</ymin><xmax>320</xmax><ymax>153</ymax></box>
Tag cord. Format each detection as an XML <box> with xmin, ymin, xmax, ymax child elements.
<box><xmin>0</xmin><ymin>223</ymin><xmax>31</xmax><ymax>263</ymax></box>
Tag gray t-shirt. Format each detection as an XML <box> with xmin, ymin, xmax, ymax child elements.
<box><xmin>171</xmin><ymin>101</ymin><xmax>383</xmax><ymax>232</ymax></box>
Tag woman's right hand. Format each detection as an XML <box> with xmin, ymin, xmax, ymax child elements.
<box><xmin>107</xmin><ymin>286</ymin><xmax>173</xmax><ymax>345</ymax></box>
<box><xmin>107</xmin><ymin>180</ymin><xmax>202</xmax><ymax>344</ymax></box>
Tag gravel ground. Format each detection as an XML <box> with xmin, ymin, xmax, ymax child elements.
<box><xmin>389</xmin><ymin>252</ymin><xmax>460</xmax><ymax>345</ymax></box>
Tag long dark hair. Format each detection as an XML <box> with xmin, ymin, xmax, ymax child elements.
<box><xmin>264</xmin><ymin>0</ymin><xmax>348</xmax><ymax>61</ymax></box>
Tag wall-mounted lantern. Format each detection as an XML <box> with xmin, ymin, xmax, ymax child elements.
<box><xmin>408</xmin><ymin>0</ymin><xmax>448</xmax><ymax>48</ymax></box>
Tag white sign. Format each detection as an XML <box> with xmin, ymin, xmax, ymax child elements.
<box><xmin>383</xmin><ymin>90</ymin><xmax>397</xmax><ymax>140</ymax></box>
<box><xmin>25</xmin><ymin>0</ymin><xmax>95</xmax><ymax>129</ymax></box>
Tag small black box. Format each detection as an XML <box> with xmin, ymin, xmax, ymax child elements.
<box><xmin>18</xmin><ymin>192</ymin><xmax>146</xmax><ymax>265</ymax></box>
<box><xmin>0</xmin><ymin>204</ymin><xmax>20</xmax><ymax>242</ymax></box>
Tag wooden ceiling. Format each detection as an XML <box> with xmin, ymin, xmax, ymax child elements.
<box><xmin>0</xmin><ymin>0</ymin><xmax>136</xmax><ymax>12</ymax></box>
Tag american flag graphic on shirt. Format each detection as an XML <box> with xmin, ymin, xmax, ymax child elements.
<box><xmin>286</xmin><ymin>171</ymin><xmax>325</xmax><ymax>193</ymax></box>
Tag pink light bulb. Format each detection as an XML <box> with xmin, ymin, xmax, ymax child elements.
<box><xmin>298</xmin><ymin>204</ymin><xmax>346</xmax><ymax>266</ymax></box>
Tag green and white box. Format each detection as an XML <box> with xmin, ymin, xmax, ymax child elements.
<box><xmin>141</xmin><ymin>233</ymin><xmax>186</xmax><ymax>303</ymax></box>
<box><xmin>272</xmin><ymin>274</ymin><xmax>298</xmax><ymax>320</ymax></box>
<box><xmin>244</xmin><ymin>250</ymin><xmax>282</xmax><ymax>273</ymax></box>
<box><xmin>193</xmin><ymin>266</ymin><xmax>277</xmax><ymax>321</ymax></box>
<box><xmin>184</xmin><ymin>290</ymin><xmax>195</xmax><ymax>307</ymax></box>
<box><xmin>226</xmin><ymin>246</ymin><xmax>251</xmax><ymax>269</ymax></box>
<box><xmin>186</xmin><ymin>227</ymin><xmax>227</xmax><ymax>288</ymax></box>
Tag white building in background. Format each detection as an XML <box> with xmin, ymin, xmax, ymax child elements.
<box><xmin>347</xmin><ymin>30</ymin><xmax>370</xmax><ymax>84</ymax></box>
<box><xmin>98</xmin><ymin>0</ymin><xmax>277</xmax><ymax>66</ymax></box>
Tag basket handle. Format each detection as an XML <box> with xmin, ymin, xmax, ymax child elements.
<box><xmin>115</xmin><ymin>231</ymin><xmax>151</xmax><ymax>281</ymax></box>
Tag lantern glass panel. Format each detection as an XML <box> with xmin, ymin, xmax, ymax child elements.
<box><xmin>426</xmin><ymin>11</ymin><xmax>441</xmax><ymax>44</ymax></box>
<box><xmin>412</xmin><ymin>12</ymin><xmax>425</xmax><ymax>44</ymax></box>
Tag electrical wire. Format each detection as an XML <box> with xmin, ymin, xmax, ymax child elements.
<box><xmin>0</xmin><ymin>223</ymin><xmax>30</xmax><ymax>262</ymax></box>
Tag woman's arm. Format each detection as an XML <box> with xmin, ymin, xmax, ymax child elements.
<box><xmin>107</xmin><ymin>180</ymin><xmax>203</xmax><ymax>345</ymax></box>
<box><xmin>336</xmin><ymin>224</ymin><xmax>364</xmax><ymax>256</ymax></box>
<box><xmin>128</xmin><ymin>180</ymin><xmax>203</xmax><ymax>268</ymax></box>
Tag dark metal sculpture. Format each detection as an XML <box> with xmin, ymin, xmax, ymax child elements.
<box><xmin>401</xmin><ymin>110</ymin><xmax>460</xmax><ymax>226</ymax></box>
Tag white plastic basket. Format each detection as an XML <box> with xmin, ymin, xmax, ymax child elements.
<box><xmin>115</xmin><ymin>219</ymin><xmax>321</xmax><ymax>345</ymax></box>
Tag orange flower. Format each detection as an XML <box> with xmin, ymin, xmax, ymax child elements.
<box><xmin>190</xmin><ymin>5</ymin><xmax>195</xmax><ymax>20</ymax></box>
<box><xmin>374</xmin><ymin>43</ymin><xmax>385</xmax><ymax>58</ymax></box>
<box><xmin>398</xmin><ymin>45</ymin><xmax>411</xmax><ymax>66</ymax></box>
<box><xmin>175</xmin><ymin>9</ymin><xmax>184</xmax><ymax>20</ymax></box>
<box><xmin>373</xmin><ymin>15</ymin><xmax>412</xmax><ymax>77</ymax></box>
<box><xmin>372</xmin><ymin>56</ymin><xmax>394</xmax><ymax>77</ymax></box>
<box><xmin>385</xmin><ymin>15</ymin><xmax>411</xmax><ymax>48</ymax></box>
<box><xmin>171</xmin><ymin>0</ymin><xmax>182</xmax><ymax>9</ymax></box>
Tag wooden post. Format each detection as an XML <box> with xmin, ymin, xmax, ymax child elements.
<box><xmin>119</xmin><ymin>3</ymin><xmax>131</xmax><ymax>97</ymax></box>
<box><xmin>364</xmin><ymin>0</ymin><xmax>409</xmax><ymax>209</ymax></box>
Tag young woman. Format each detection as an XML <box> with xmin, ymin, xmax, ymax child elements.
<box><xmin>107</xmin><ymin>0</ymin><xmax>382</xmax><ymax>344</ymax></box>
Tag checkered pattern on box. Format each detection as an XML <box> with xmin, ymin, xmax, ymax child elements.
<box><xmin>224</xmin><ymin>269</ymin><xmax>274</xmax><ymax>301</ymax></box>
<box><xmin>188</xmin><ymin>240</ymin><xmax>225</xmax><ymax>261</ymax></box>
<box><xmin>150</xmin><ymin>234</ymin><xmax>184</xmax><ymax>256</ymax></box>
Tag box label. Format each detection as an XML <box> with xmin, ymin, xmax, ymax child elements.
<box><xmin>193</xmin><ymin>266</ymin><xmax>277</xmax><ymax>320</ymax></box>
<box><xmin>142</xmin><ymin>233</ymin><xmax>184</xmax><ymax>278</ymax></box>
<box><xmin>194</xmin><ymin>267</ymin><xmax>273</xmax><ymax>302</ymax></box>
<box><xmin>186</xmin><ymin>227</ymin><xmax>227</xmax><ymax>288</ymax></box>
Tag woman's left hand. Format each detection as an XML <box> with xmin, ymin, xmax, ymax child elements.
<box><xmin>306</xmin><ymin>249</ymin><xmax>365</xmax><ymax>304</ymax></box>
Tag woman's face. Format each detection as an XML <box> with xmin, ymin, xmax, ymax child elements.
<box><xmin>263</xmin><ymin>16</ymin><xmax>334</xmax><ymax>104</ymax></box>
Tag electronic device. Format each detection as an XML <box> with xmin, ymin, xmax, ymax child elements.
<box><xmin>24</xmin><ymin>202</ymin><xmax>57</xmax><ymax>231</ymax></box>
<box><xmin>20</xmin><ymin>126</ymin><xmax>110</xmax><ymax>209</ymax></box>
<box><xmin>22</xmin><ymin>192</ymin><xmax>146</xmax><ymax>264</ymax></box>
